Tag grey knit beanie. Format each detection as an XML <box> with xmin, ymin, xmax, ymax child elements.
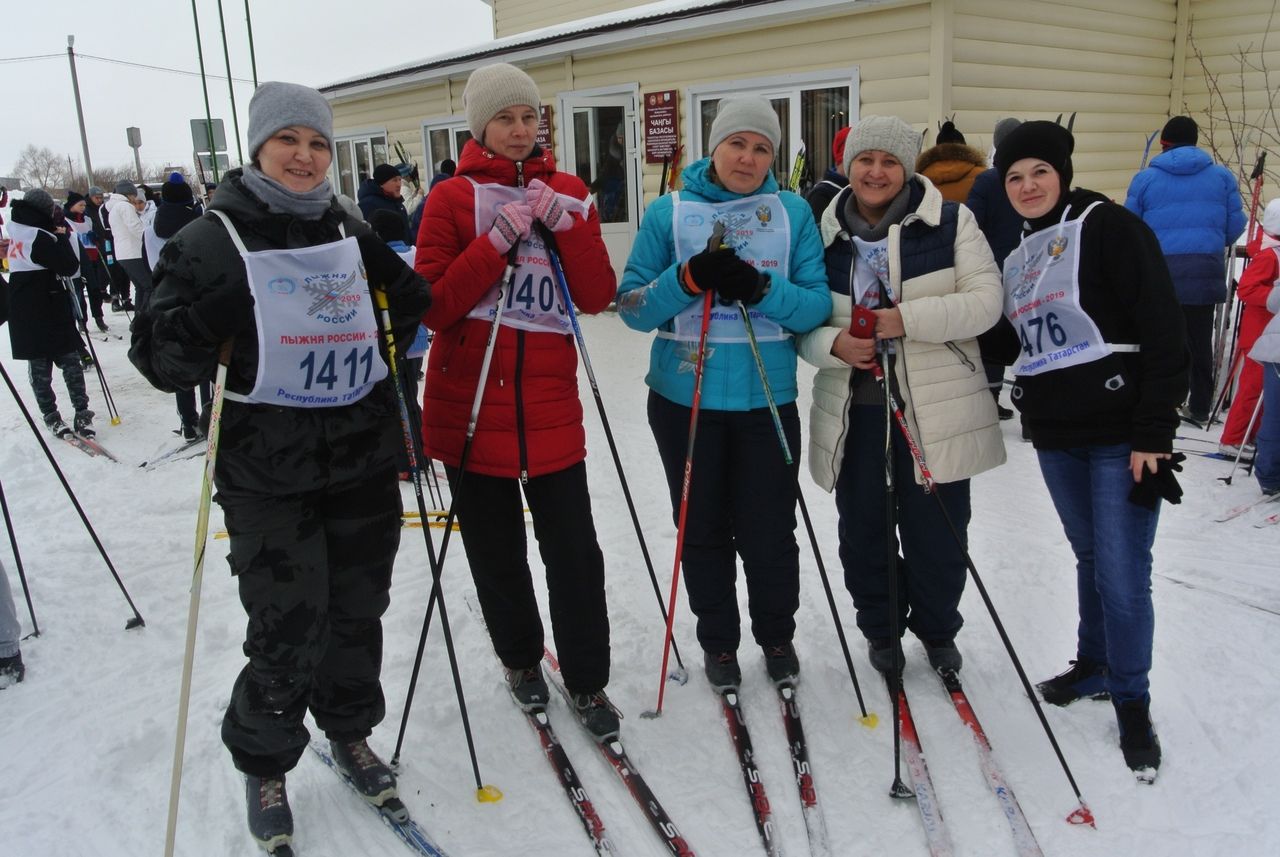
<box><xmin>87</xmin><ymin>185</ymin><xmax>104</xmax><ymax>196</ymax></box>
<box><xmin>707</xmin><ymin>95</ymin><xmax>782</xmax><ymax>154</ymax></box>
<box><xmin>843</xmin><ymin>115</ymin><xmax>921</xmax><ymax>180</ymax></box>
<box><xmin>22</xmin><ymin>188</ymin><xmax>54</xmax><ymax>214</ymax></box>
<box><xmin>247</xmin><ymin>81</ymin><xmax>334</xmax><ymax>160</ymax></box>
<box><xmin>992</xmin><ymin>117</ymin><xmax>1022</xmax><ymax>150</ymax></box>
<box><xmin>114</xmin><ymin>180</ymin><xmax>137</xmax><ymax>197</ymax></box>
<box><xmin>464</xmin><ymin>63</ymin><xmax>541</xmax><ymax>144</ymax></box>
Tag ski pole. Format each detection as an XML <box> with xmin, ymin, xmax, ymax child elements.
<box><xmin>393</xmin><ymin>241</ymin><xmax>521</xmax><ymax>765</ymax></box>
<box><xmin>877</xmin><ymin>345</ymin><xmax>912</xmax><ymax>800</ymax></box>
<box><xmin>645</xmin><ymin>222</ymin><xmax>724</xmax><ymax>718</ymax></box>
<box><xmin>163</xmin><ymin>340</ymin><xmax>229</xmax><ymax>857</ymax></box>
<box><xmin>0</xmin><ymin>360</ymin><xmax>144</xmax><ymax>630</ymax></box>
<box><xmin>0</xmin><ymin>475</ymin><xmax>39</xmax><ymax>636</ymax></box>
<box><xmin>645</xmin><ymin>288</ymin><xmax>715</xmax><ymax>719</ymax></box>
<box><xmin>736</xmin><ymin>300</ymin><xmax>874</xmax><ymax>727</ymax></box>
<box><xmin>1219</xmin><ymin>390</ymin><xmax>1265</xmax><ymax>486</ymax></box>
<box><xmin>537</xmin><ymin>222</ymin><xmax>688</xmax><ymax>683</ymax></box>
<box><xmin>372</xmin><ymin>289</ymin><xmax>500</xmax><ymax>802</ymax></box>
<box><xmin>1207</xmin><ymin>347</ymin><xmax>1245</xmax><ymax>428</ymax></box>
<box><xmin>870</xmin><ymin>342</ymin><xmax>1095</xmax><ymax>826</ymax></box>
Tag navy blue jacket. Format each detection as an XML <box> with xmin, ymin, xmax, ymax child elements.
<box><xmin>965</xmin><ymin>167</ymin><xmax>1022</xmax><ymax>271</ymax></box>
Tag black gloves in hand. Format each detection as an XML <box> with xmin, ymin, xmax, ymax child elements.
<box><xmin>681</xmin><ymin>247</ymin><xmax>770</xmax><ymax>305</ymax></box>
<box><xmin>1128</xmin><ymin>452</ymin><xmax>1186</xmax><ymax>510</ymax></box>
<box><xmin>184</xmin><ymin>285</ymin><xmax>255</xmax><ymax>345</ymax></box>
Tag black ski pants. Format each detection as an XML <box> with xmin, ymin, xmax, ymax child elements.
<box><xmin>219</xmin><ymin>471</ymin><xmax>401</xmax><ymax>777</ymax></box>
<box><xmin>835</xmin><ymin>403</ymin><xmax>971</xmax><ymax>643</ymax></box>
<box><xmin>28</xmin><ymin>352</ymin><xmax>89</xmax><ymax>422</ymax></box>
<box><xmin>647</xmin><ymin>391</ymin><xmax>801</xmax><ymax>656</ymax></box>
<box><xmin>447</xmin><ymin>460</ymin><xmax>610</xmax><ymax>695</ymax></box>
<box><xmin>1183</xmin><ymin>303</ymin><xmax>1216</xmax><ymax>418</ymax></box>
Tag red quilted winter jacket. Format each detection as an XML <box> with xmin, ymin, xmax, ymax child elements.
<box><xmin>415</xmin><ymin>138</ymin><xmax>617</xmax><ymax>478</ymax></box>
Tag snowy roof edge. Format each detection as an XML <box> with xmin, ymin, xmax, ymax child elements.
<box><xmin>318</xmin><ymin>0</ymin><xmax>867</xmax><ymax>97</ymax></box>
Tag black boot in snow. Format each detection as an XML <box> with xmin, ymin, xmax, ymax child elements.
<box><xmin>1037</xmin><ymin>657</ymin><xmax>1109</xmax><ymax>706</ymax></box>
<box><xmin>245</xmin><ymin>774</ymin><xmax>292</xmax><ymax>854</ymax></box>
<box><xmin>73</xmin><ymin>410</ymin><xmax>95</xmax><ymax>438</ymax></box>
<box><xmin>44</xmin><ymin>413</ymin><xmax>72</xmax><ymax>439</ymax></box>
<box><xmin>923</xmin><ymin>638</ymin><xmax>963</xmax><ymax>674</ymax></box>
<box><xmin>867</xmin><ymin>637</ymin><xmax>904</xmax><ymax>675</ymax></box>
<box><xmin>703</xmin><ymin>650</ymin><xmax>742</xmax><ymax>693</ymax></box>
<box><xmin>1115</xmin><ymin>698</ymin><xmax>1161</xmax><ymax>783</ymax></box>
<box><xmin>504</xmin><ymin>665</ymin><xmax>550</xmax><ymax>711</ymax></box>
<box><xmin>762</xmin><ymin>642</ymin><xmax>800</xmax><ymax>687</ymax></box>
<box><xmin>0</xmin><ymin>651</ymin><xmax>24</xmax><ymax>688</ymax></box>
<box><xmin>571</xmin><ymin>690</ymin><xmax>621</xmax><ymax>742</ymax></box>
<box><xmin>329</xmin><ymin>738</ymin><xmax>409</xmax><ymax>822</ymax></box>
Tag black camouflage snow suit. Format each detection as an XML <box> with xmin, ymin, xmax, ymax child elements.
<box><xmin>129</xmin><ymin>170</ymin><xmax>429</xmax><ymax>777</ymax></box>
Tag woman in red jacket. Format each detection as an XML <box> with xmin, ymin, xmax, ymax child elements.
<box><xmin>415</xmin><ymin>63</ymin><xmax>620</xmax><ymax>739</ymax></box>
<box><xmin>1218</xmin><ymin>222</ymin><xmax>1276</xmax><ymax>455</ymax></box>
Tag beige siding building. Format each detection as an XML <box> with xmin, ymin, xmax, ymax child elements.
<box><xmin>322</xmin><ymin>0</ymin><xmax>1277</xmax><ymax>269</ymax></box>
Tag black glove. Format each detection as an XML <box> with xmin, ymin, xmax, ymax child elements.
<box><xmin>184</xmin><ymin>285</ymin><xmax>255</xmax><ymax>345</ymax></box>
<box><xmin>681</xmin><ymin>247</ymin><xmax>769</xmax><ymax>305</ymax></box>
<box><xmin>1128</xmin><ymin>452</ymin><xmax>1186</xmax><ymax>510</ymax></box>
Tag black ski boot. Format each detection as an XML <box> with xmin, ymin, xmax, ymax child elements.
<box><xmin>1115</xmin><ymin>698</ymin><xmax>1161</xmax><ymax>783</ymax></box>
<box><xmin>95</xmin><ymin>317</ymin><xmax>109</xmax><ymax>332</ymax></box>
<box><xmin>923</xmin><ymin>638</ymin><xmax>963</xmax><ymax>674</ymax></box>
<box><xmin>329</xmin><ymin>738</ymin><xmax>409</xmax><ymax>822</ymax></box>
<box><xmin>505</xmin><ymin>665</ymin><xmax>550</xmax><ymax>711</ymax></box>
<box><xmin>704</xmin><ymin>650</ymin><xmax>741</xmax><ymax>692</ymax></box>
<box><xmin>867</xmin><ymin>638</ymin><xmax>904</xmax><ymax>675</ymax></box>
<box><xmin>1037</xmin><ymin>657</ymin><xmax>1108</xmax><ymax>706</ymax></box>
<box><xmin>44</xmin><ymin>413</ymin><xmax>72</xmax><ymax>439</ymax></box>
<box><xmin>0</xmin><ymin>651</ymin><xmax>24</xmax><ymax>688</ymax></box>
<box><xmin>245</xmin><ymin>774</ymin><xmax>292</xmax><ymax>854</ymax></box>
<box><xmin>571</xmin><ymin>690</ymin><xmax>621</xmax><ymax>742</ymax></box>
<box><xmin>762</xmin><ymin>642</ymin><xmax>800</xmax><ymax>687</ymax></box>
<box><xmin>74</xmin><ymin>410</ymin><xmax>95</xmax><ymax>438</ymax></box>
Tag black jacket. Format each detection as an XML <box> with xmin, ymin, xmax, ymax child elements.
<box><xmin>3</xmin><ymin>199</ymin><xmax>82</xmax><ymax>359</ymax></box>
<box><xmin>129</xmin><ymin>169</ymin><xmax>430</xmax><ymax>496</ymax></box>
<box><xmin>803</xmin><ymin>168</ymin><xmax>847</xmax><ymax>223</ymax></box>
<box><xmin>992</xmin><ymin>189</ymin><xmax>1188</xmax><ymax>453</ymax></box>
<box><xmin>356</xmin><ymin>179</ymin><xmax>411</xmax><ymax>244</ymax></box>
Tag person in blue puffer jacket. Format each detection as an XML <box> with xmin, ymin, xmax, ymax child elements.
<box><xmin>618</xmin><ymin>95</ymin><xmax>830</xmax><ymax>692</ymax></box>
<box><xmin>1124</xmin><ymin>116</ymin><xmax>1246</xmax><ymax>423</ymax></box>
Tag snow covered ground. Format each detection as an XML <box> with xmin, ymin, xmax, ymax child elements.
<box><xmin>1</xmin><ymin>311</ymin><xmax>1277</xmax><ymax>857</ymax></box>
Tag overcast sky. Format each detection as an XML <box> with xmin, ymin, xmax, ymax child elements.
<box><xmin>2</xmin><ymin>0</ymin><xmax>494</xmax><ymax>181</ymax></box>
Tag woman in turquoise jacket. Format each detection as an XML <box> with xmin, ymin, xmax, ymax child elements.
<box><xmin>618</xmin><ymin>95</ymin><xmax>830</xmax><ymax>692</ymax></box>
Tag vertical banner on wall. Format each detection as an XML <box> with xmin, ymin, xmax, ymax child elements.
<box><xmin>644</xmin><ymin>89</ymin><xmax>680</xmax><ymax>164</ymax></box>
<box><xmin>537</xmin><ymin>104</ymin><xmax>554</xmax><ymax>152</ymax></box>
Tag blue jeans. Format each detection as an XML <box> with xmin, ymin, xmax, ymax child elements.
<box><xmin>1037</xmin><ymin>444</ymin><xmax>1160</xmax><ymax>704</ymax></box>
<box><xmin>1256</xmin><ymin>363</ymin><xmax>1280</xmax><ymax>492</ymax></box>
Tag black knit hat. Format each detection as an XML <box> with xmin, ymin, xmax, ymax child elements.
<box><xmin>372</xmin><ymin>163</ymin><xmax>400</xmax><ymax>185</ymax></box>
<box><xmin>993</xmin><ymin>120</ymin><xmax>1075</xmax><ymax>189</ymax></box>
<box><xmin>64</xmin><ymin>190</ymin><xmax>86</xmax><ymax>209</ymax></box>
<box><xmin>161</xmin><ymin>179</ymin><xmax>194</xmax><ymax>204</ymax></box>
<box><xmin>1160</xmin><ymin>116</ymin><xmax>1198</xmax><ymax>149</ymax></box>
<box><xmin>935</xmin><ymin>120</ymin><xmax>966</xmax><ymax>145</ymax></box>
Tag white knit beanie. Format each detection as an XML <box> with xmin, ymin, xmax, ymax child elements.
<box><xmin>1263</xmin><ymin>198</ymin><xmax>1280</xmax><ymax>238</ymax></box>
<box><xmin>843</xmin><ymin>115</ymin><xmax>922</xmax><ymax>180</ymax></box>
<box><xmin>707</xmin><ymin>95</ymin><xmax>781</xmax><ymax>154</ymax></box>
<box><xmin>464</xmin><ymin>63</ymin><xmax>542</xmax><ymax>144</ymax></box>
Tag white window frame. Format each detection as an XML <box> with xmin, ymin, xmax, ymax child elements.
<box><xmin>331</xmin><ymin>127</ymin><xmax>389</xmax><ymax>199</ymax></box>
<box><xmin>685</xmin><ymin>68</ymin><xmax>860</xmax><ymax>167</ymax></box>
<box><xmin>419</xmin><ymin>116</ymin><xmax>472</xmax><ymax>178</ymax></box>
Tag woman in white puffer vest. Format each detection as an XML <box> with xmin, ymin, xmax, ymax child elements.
<box><xmin>796</xmin><ymin>115</ymin><xmax>1005</xmax><ymax>677</ymax></box>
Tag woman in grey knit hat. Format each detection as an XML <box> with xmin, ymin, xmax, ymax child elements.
<box><xmin>796</xmin><ymin>114</ymin><xmax>1004</xmax><ymax>678</ymax></box>
<box><xmin>414</xmin><ymin>63</ymin><xmax>623</xmax><ymax>740</ymax></box>
<box><xmin>618</xmin><ymin>95</ymin><xmax>831</xmax><ymax>692</ymax></box>
<box><xmin>129</xmin><ymin>80</ymin><xmax>431</xmax><ymax>854</ymax></box>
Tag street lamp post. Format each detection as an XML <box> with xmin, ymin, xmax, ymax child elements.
<box><xmin>66</xmin><ymin>35</ymin><xmax>95</xmax><ymax>185</ymax></box>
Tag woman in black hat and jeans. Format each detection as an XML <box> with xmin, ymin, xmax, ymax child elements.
<box><xmin>993</xmin><ymin>120</ymin><xmax>1187</xmax><ymax>782</ymax></box>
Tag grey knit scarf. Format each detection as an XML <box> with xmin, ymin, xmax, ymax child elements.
<box><xmin>240</xmin><ymin>165</ymin><xmax>334</xmax><ymax>220</ymax></box>
<box><xmin>842</xmin><ymin>183</ymin><xmax>912</xmax><ymax>241</ymax></box>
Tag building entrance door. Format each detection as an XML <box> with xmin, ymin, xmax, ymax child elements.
<box><xmin>557</xmin><ymin>92</ymin><xmax>639</xmax><ymax>276</ymax></box>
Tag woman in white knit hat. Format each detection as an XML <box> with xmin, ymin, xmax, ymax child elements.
<box><xmin>796</xmin><ymin>114</ymin><xmax>1004</xmax><ymax>678</ymax></box>
<box><xmin>618</xmin><ymin>95</ymin><xmax>831</xmax><ymax>692</ymax></box>
<box><xmin>130</xmin><ymin>80</ymin><xmax>431</xmax><ymax>853</ymax></box>
<box><xmin>414</xmin><ymin>62</ymin><xmax>622</xmax><ymax>739</ymax></box>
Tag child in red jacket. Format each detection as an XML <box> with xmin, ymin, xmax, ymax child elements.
<box><xmin>1219</xmin><ymin>208</ymin><xmax>1279</xmax><ymax>454</ymax></box>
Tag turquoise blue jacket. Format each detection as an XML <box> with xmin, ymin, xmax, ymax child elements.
<box><xmin>617</xmin><ymin>159</ymin><xmax>830</xmax><ymax>411</ymax></box>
